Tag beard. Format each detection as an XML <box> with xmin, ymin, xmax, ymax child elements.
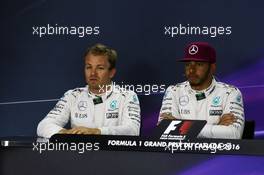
<box><xmin>187</xmin><ymin>66</ymin><xmax>211</xmax><ymax>87</ymax></box>
<box><xmin>87</xmin><ymin>78</ymin><xmax>99</xmax><ymax>88</ymax></box>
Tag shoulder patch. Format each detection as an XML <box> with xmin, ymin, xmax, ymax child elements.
<box><xmin>217</xmin><ymin>82</ymin><xmax>238</xmax><ymax>91</ymax></box>
<box><xmin>175</xmin><ymin>81</ymin><xmax>188</xmax><ymax>87</ymax></box>
<box><xmin>70</xmin><ymin>87</ymin><xmax>84</xmax><ymax>98</ymax></box>
<box><xmin>169</xmin><ymin>81</ymin><xmax>187</xmax><ymax>91</ymax></box>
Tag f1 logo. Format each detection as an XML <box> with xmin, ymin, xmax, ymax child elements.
<box><xmin>163</xmin><ymin>121</ymin><xmax>182</xmax><ymax>134</ymax></box>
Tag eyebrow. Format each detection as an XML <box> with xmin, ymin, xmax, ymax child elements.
<box><xmin>85</xmin><ymin>63</ymin><xmax>106</xmax><ymax>67</ymax></box>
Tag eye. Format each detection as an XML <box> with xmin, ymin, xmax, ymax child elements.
<box><xmin>98</xmin><ymin>67</ymin><xmax>105</xmax><ymax>70</ymax></box>
<box><xmin>185</xmin><ymin>62</ymin><xmax>191</xmax><ymax>67</ymax></box>
<box><xmin>85</xmin><ymin>66</ymin><xmax>91</xmax><ymax>69</ymax></box>
<box><xmin>197</xmin><ymin>62</ymin><xmax>204</xmax><ymax>66</ymax></box>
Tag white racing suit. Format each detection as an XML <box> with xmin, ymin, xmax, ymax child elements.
<box><xmin>159</xmin><ymin>78</ymin><xmax>245</xmax><ymax>139</ymax></box>
<box><xmin>37</xmin><ymin>85</ymin><xmax>141</xmax><ymax>138</ymax></box>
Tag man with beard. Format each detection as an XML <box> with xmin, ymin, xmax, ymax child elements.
<box><xmin>158</xmin><ymin>42</ymin><xmax>244</xmax><ymax>139</ymax></box>
<box><xmin>37</xmin><ymin>44</ymin><xmax>141</xmax><ymax>138</ymax></box>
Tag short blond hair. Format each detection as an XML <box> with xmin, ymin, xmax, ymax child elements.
<box><xmin>84</xmin><ymin>43</ymin><xmax>117</xmax><ymax>70</ymax></box>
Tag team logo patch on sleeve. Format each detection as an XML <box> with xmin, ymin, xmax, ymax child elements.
<box><xmin>133</xmin><ymin>95</ymin><xmax>138</xmax><ymax>103</ymax></box>
<box><xmin>236</xmin><ymin>95</ymin><xmax>242</xmax><ymax>103</ymax></box>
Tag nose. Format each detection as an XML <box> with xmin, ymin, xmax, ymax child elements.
<box><xmin>91</xmin><ymin>68</ymin><xmax>97</xmax><ymax>76</ymax></box>
<box><xmin>189</xmin><ymin>66</ymin><xmax>195</xmax><ymax>73</ymax></box>
<box><xmin>188</xmin><ymin>63</ymin><xmax>196</xmax><ymax>73</ymax></box>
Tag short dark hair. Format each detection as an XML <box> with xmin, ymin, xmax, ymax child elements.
<box><xmin>84</xmin><ymin>43</ymin><xmax>117</xmax><ymax>70</ymax></box>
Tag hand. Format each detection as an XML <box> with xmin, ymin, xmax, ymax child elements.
<box><xmin>59</xmin><ymin>127</ymin><xmax>101</xmax><ymax>135</ymax></box>
<box><xmin>58</xmin><ymin>128</ymin><xmax>69</xmax><ymax>134</ymax></box>
<box><xmin>157</xmin><ymin>113</ymin><xmax>176</xmax><ymax>125</ymax></box>
<box><xmin>218</xmin><ymin>113</ymin><xmax>237</xmax><ymax>126</ymax></box>
<box><xmin>160</xmin><ymin>113</ymin><xmax>176</xmax><ymax>120</ymax></box>
<box><xmin>81</xmin><ymin>127</ymin><xmax>101</xmax><ymax>135</ymax></box>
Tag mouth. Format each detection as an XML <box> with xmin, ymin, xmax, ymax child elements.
<box><xmin>89</xmin><ymin>78</ymin><xmax>98</xmax><ymax>82</ymax></box>
<box><xmin>187</xmin><ymin>75</ymin><xmax>198</xmax><ymax>80</ymax></box>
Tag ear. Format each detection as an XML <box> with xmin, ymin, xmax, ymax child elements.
<box><xmin>210</xmin><ymin>63</ymin><xmax>216</xmax><ymax>74</ymax></box>
<box><xmin>109</xmin><ymin>68</ymin><xmax>116</xmax><ymax>78</ymax></box>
